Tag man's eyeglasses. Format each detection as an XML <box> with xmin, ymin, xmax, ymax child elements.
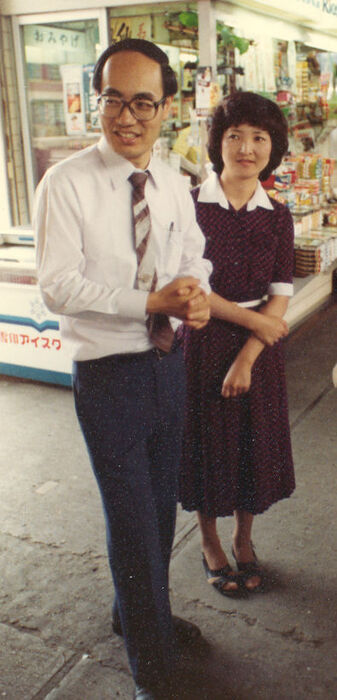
<box><xmin>97</xmin><ymin>94</ymin><xmax>167</xmax><ymax>121</ymax></box>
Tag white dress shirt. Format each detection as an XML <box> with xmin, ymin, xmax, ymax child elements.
<box><xmin>197</xmin><ymin>172</ymin><xmax>293</xmax><ymax>303</ymax></box>
<box><xmin>34</xmin><ymin>137</ymin><xmax>212</xmax><ymax>360</ymax></box>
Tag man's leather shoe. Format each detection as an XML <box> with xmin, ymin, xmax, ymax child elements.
<box><xmin>112</xmin><ymin>614</ymin><xmax>201</xmax><ymax>646</ymax></box>
<box><xmin>172</xmin><ymin>615</ymin><xmax>201</xmax><ymax>644</ymax></box>
<box><xmin>133</xmin><ymin>685</ymin><xmax>157</xmax><ymax>699</ymax></box>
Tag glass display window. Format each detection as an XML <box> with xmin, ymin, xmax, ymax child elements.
<box><xmin>14</xmin><ymin>11</ymin><xmax>107</xmax><ymax>205</ymax></box>
<box><xmin>107</xmin><ymin>4</ymin><xmax>198</xmax><ymax>150</ymax></box>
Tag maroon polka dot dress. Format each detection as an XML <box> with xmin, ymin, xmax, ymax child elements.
<box><xmin>179</xmin><ymin>179</ymin><xmax>295</xmax><ymax>517</ymax></box>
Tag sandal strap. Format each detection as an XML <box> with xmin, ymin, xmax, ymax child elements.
<box><xmin>206</xmin><ymin>563</ymin><xmax>232</xmax><ymax>578</ymax></box>
<box><xmin>235</xmin><ymin>560</ymin><xmax>262</xmax><ymax>577</ymax></box>
<box><xmin>202</xmin><ymin>553</ymin><xmax>242</xmax><ymax>597</ymax></box>
<box><xmin>207</xmin><ymin>565</ymin><xmax>238</xmax><ymax>585</ymax></box>
<box><xmin>202</xmin><ymin>554</ymin><xmax>238</xmax><ymax>583</ymax></box>
<box><xmin>231</xmin><ymin>543</ymin><xmax>263</xmax><ymax>580</ymax></box>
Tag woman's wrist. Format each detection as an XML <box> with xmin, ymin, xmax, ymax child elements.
<box><xmin>235</xmin><ymin>351</ymin><xmax>255</xmax><ymax>369</ymax></box>
<box><xmin>237</xmin><ymin>336</ymin><xmax>264</xmax><ymax>367</ymax></box>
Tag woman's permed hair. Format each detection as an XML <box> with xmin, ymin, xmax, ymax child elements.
<box><xmin>208</xmin><ymin>91</ymin><xmax>289</xmax><ymax>181</ymax></box>
<box><xmin>93</xmin><ymin>38</ymin><xmax>178</xmax><ymax>97</ymax></box>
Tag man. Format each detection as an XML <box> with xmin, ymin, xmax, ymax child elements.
<box><xmin>34</xmin><ymin>39</ymin><xmax>211</xmax><ymax>700</ymax></box>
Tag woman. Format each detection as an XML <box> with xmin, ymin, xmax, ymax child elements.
<box><xmin>179</xmin><ymin>92</ymin><xmax>295</xmax><ymax>595</ymax></box>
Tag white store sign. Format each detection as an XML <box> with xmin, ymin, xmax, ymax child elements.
<box><xmin>0</xmin><ymin>284</ymin><xmax>72</xmax><ymax>385</ymax></box>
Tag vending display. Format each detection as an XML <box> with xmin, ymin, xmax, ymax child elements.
<box><xmin>0</xmin><ymin>229</ymin><xmax>71</xmax><ymax>385</ymax></box>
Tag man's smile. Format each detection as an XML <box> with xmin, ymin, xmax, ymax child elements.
<box><xmin>113</xmin><ymin>129</ymin><xmax>141</xmax><ymax>141</ymax></box>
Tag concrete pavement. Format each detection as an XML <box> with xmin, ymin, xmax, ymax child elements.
<box><xmin>1</xmin><ymin>302</ymin><xmax>337</xmax><ymax>699</ymax></box>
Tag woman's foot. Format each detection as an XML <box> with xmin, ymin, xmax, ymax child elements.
<box><xmin>231</xmin><ymin>540</ymin><xmax>263</xmax><ymax>592</ymax></box>
<box><xmin>202</xmin><ymin>553</ymin><xmax>240</xmax><ymax>596</ymax></box>
<box><xmin>202</xmin><ymin>540</ymin><xmax>239</xmax><ymax>594</ymax></box>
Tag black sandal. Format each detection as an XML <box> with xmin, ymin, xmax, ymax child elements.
<box><xmin>202</xmin><ymin>553</ymin><xmax>241</xmax><ymax>597</ymax></box>
<box><xmin>231</xmin><ymin>543</ymin><xmax>264</xmax><ymax>593</ymax></box>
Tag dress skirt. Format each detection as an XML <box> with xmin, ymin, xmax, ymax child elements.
<box><xmin>179</xmin><ymin>317</ymin><xmax>295</xmax><ymax>517</ymax></box>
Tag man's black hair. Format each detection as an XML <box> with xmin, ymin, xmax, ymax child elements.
<box><xmin>93</xmin><ymin>38</ymin><xmax>178</xmax><ymax>97</ymax></box>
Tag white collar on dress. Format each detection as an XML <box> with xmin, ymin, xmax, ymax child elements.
<box><xmin>197</xmin><ymin>171</ymin><xmax>274</xmax><ymax>211</ymax></box>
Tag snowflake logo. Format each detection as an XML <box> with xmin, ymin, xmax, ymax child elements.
<box><xmin>30</xmin><ymin>296</ymin><xmax>48</xmax><ymax>321</ymax></box>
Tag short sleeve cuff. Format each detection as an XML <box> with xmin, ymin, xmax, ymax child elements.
<box><xmin>268</xmin><ymin>282</ymin><xmax>293</xmax><ymax>297</ymax></box>
<box><xmin>116</xmin><ymin>289</ymin><xmax>149</xmax><ymax>320</ymax></box>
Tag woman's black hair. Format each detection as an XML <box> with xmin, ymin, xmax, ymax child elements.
<box><xmin>208</xmin><ymin>91</ymin><xmax>289</xmax><ymax>181</ymax></box>
<box><xmin>93</xmin><ymin>38</ymin><xmax>178</xmax><ymax>97</ymax></box>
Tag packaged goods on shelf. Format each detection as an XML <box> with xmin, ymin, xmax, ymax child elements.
<box><xmin>296</xmin><ymin>60</ymin><xmax>309</xmax><ymax>103</ymax></box>
<box><xmin>294</xmin><ymin>179</ymin><xmax>323</xmax><ymax>210</ymax></box>
<box><xmin>282</xmin><ymin>156</ymin><xmax>298</xmax><ymax>181</ymax></box>
<box><xmin>304</xmin><ymin>228</ymin><xmax>337</xmax><ymax>267</ymax></box>
<box><xmin>274</xmin><ymin>172</ymin><xmax>293</xmax><ymax>189</ymax></box>
<box><xmin>292</xmin><ymin>210</ymin><xmax>324</xmax><ymax>237</ymax></box>
<box><xmin>286</xmin><ymin>152</ymin><xmax>336</xmax><ymax>277</ymax></box>
<box><xmin>322</xmin><ymin>159</ymin><xmax>335</xmax><ymax>176</ymax></box>
<box><xmin>321</xmin><ymin>176</ymin><xmax>331</xmax><ymax>194</ymax></box>
<box><xmin>293</xmin><ymin>224</ymin><xmax>337</xmax><ymax>276</ymax></box>
<box><xmin>323</xmin><ymin>208</ymin><xmax>337</xmax><ymax>226</ymax></box>
<box><xmin>296</xmin><ymin>178</ymin><xmax>320</xmax><ymax>192</ymax></box>
<box><xmin>294</xmin><ymin>238</ymin><xmax>325</xmax><ymax>277</ymax></box>
<box><xmin>296</xmin><ymin>154</ymin><xmax>323</xmax><ymax>179</ymax></box>
<box><xmin>266</xmin><ymin>189</ymin><xmax>288</xmax><ymax>206</ymax></box>
<box><xmin>283</xmin><ymin>153</ymin><xmax>334</xmax><ymax>181</ymax></box>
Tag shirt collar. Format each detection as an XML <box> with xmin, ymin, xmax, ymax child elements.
<box><xmin>198</xmin><ymin>171</ymin><xmax>274</xmax><ymax>211</ymax></box>
<box><xmin>97</xmin><ymin>136</ymin><xmax>159</xmax><ymax>189</ymax></box>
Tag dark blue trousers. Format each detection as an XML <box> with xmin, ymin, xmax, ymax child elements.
<box><xmin>72</xmin><ymin>346</ymin><xmax>186</xmax><ymax>688</ymax></box>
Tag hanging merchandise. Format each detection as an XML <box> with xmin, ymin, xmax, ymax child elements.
<box><xmin>216</xmin><ymin>22</ymin><xmax>250</xmax><ymax>95</ymax></box>
<box><xmin>83</xmin><ymin>65</ymin><xmax>100</xmax><ymax>133</ymax></box>
<box><xmin>60</xmin><ymin>64</ymin><xmax>86</xmax><ymax>136</ymax></box>
<box><xmin>195</xmin><ymin>66</ymin><xmax>213</xmax><ymax>119</ymax></box>
<box><xmin>258</xmin><ymin>37</ymin><xmax>276</xmax><ymax>93</ymax></box>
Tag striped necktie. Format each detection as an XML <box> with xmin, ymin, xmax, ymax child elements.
<box><xmin>129</xmin><ymin>172</ymin><xmax>174</xmax><ymax>352</ymax></box>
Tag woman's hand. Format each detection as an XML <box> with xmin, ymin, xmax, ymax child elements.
<box><xmin>221</xmin><ymin>296</ymin><xmax>290</xmax><ymax>399</ymax></box>
<box><xmin>221</xmin><ymin>356</ymin><xmax>252</xmax><ymax>398</ymax></box>
<box><xmin>253</xmin><ymin>313</ymin><xmax>288</xmax><ymax>346</ymax></box>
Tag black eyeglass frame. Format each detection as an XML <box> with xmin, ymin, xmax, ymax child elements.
<box><xmin>97</xmin><ymin>94</ymin><xmax>167</xmax><ymax>121</ymax></box>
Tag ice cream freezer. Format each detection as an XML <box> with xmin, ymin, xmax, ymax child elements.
<box><xmin>0</xmin><ymin>229</ymin><xmax>72</xmax><ymax>386</ymax></box>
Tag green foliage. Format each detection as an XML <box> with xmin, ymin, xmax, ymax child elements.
<box><xmin>216</xmin><ymin>22</ymin><xmax>250</xmax><ymax>55</ymax></box>
<box><xmin>178</xmin><ymin>11</ymin><xmax>198</xmax><ymax>28</ymax></box>
<box><xmin>169</xmin><ymin>14</ymin><xmax>250</xmax><ymax>55</ymax></box>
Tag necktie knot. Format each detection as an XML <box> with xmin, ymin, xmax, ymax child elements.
<box><xmin>129</xmin><ymin>172</ymin><xmax>148</xmax><ymax>195</ymax></box>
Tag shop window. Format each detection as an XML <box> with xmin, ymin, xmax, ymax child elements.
<box><xmin>107</xmin><ymin>5</ymin><xmax>199</xmax><ymax>129</ymax></box>
<box><xmin>21</xmin><ymin>19</ymin><xmax>100</xmax><ymax>186</ymax></box>
<box><xmin>107</xmin><ymin>4</ymin><xmax>201</xmax><ymax>179</ymax></box>
<box><xmin>0</xmin><ymin>16</ymin><xmax>29</xmax><ymax>226</ymax></box>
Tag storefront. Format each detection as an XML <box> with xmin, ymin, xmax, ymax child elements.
<box><xmin>213</xmin><ymin>0</ymin><xmax>337</xmax><ymax>326</ymax></box>
<box><xmin>1</xmin><ymin>0</ymin><xmax>337</xmax><ymax>384</ymax></box>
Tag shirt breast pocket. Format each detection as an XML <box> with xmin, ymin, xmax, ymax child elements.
<box><xmin>164</xmin><ymin>232</ymin><xmax>183</xmax><ymax>276</ymax></box>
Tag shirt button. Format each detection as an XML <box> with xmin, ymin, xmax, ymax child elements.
<box><xmin>139</xmin><ymin>273</ymin><xmax>152</xmax><ymax>284</ymax></box>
